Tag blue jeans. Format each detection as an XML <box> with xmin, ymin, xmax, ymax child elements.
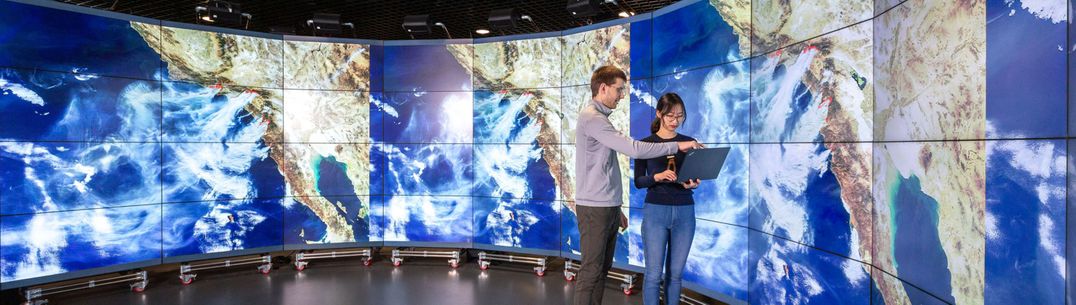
<box><xmin>642</xmin><ymin>203</ymin><xmax>695</xmax><ymax>305</ymax></box>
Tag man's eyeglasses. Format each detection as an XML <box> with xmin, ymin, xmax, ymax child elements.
<box><xmin>607</xmin><ymin>84</ymin><xmax>627</xmax><ymax>95</ymax></box>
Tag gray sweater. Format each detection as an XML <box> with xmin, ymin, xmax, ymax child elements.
<box><xmin>574</xmin><ymin>99</ymin><xmax>678</xmax><ymax>207</ymax></box>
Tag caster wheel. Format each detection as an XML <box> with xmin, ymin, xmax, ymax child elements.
<box><xmin>260</xmin><ymin>268</ymin><xmax>271</xmax><ymax>275</ymax></box>
<box><xmin>623</xmin><ymin>288</ymin><xmax>633</xmax><ymax>295</ymax></box>
<box><xmin>565</xmin><ymin>275</ymin><xmax>575</xmax><ymax>281</ymax></box>
<box><xmin>132</xmin><ymin>286</ymin><xmax>145</xmax><ymax>293</ymax></box>
<box><xmin>295</xmin><ymin>264</ymin><xmax>306</xmax><ymax>271</ymax></box>
<box><xmin>393</xmin><ymin>261</ymin><xmax>402</xmax><ymax>267</ymax></box>
<box><xmin>536</xmin><ymin>271</ymin><xmax>545</xmax><ymax>277</ymax></box>
<box><xmin>363</xmin><ymin>260</ymin><xmax>373</xmax><ymax>267</ymax></box>
<box><xmin>180</xmin><ymin>277</ymin><xmax>194</xmax><ymax>285</ymax></box>
<box><xmin>450</xmin><ymin>262</ymin><xmax>460</xmax><ymax>269</ymax></box>
<box><xmin>479</xmin><ymin>263</ymin><xmax>488</xmax><ymax>271</ymax></box>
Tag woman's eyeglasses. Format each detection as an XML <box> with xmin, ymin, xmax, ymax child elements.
<box><xmin>662</xmin><ymin>113</ymin><xmax>685</xmax><ymax>121</ymax></box>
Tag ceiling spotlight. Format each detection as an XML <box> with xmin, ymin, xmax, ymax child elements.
<box><xmin>194</xmin><ymin>0</ymin><xmax>250</xmax><ymax>28</ymax></box>
<box><xmin>489</xmin><ymin>8</ymin><xmax>522</xmax><ymax>31</ymax></box>
<box><xmin>567</xmin><ymin>0</ymin><xmax>601</xmax><ymax>18</ymax></box>
<box><xmin>617</xmin><ymin>11</ymin><xmax>629</xmax><ymax>18</ymax></box>
<box><xmin>567</xmin><ymin>0</ymin><xmax>620</xmax><ymax>18</ymax></box>
<box><xmin>475</xmin><ymin>29</ymin><xmax>491</xmax><ymax>35</ymax></box>
<box><xmin>403</xmin><ymin>15</ymin><xmax>451</xmax><ymax>39</ymax></box>
<box><xmin>307</xmin><ymin>13</ymin><xmax>342</xmax><ymax>35</ymax></box>
<box><xmin>402</xmin><ymin>15</ymin><xmax>432</xmax><ymax>34</ymax></box>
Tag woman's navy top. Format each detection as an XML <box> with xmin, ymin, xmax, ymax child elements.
<box><xmin>633</xmin><ymin>133</ymin><xmax>696</xmax><ymax>205</ymax></box>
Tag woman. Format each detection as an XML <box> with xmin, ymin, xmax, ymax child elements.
<box><xmin>633</xmin><ymin>92</ymin><xmax>700</xmax><ymax>305</ymax></box>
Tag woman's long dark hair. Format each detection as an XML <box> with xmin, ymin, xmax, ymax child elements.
<box><xmin>651</xmin><ymin>93</ymin><xmax>687</xmax><ymax>134</ymax></box>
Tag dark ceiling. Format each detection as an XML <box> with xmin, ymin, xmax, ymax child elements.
<box><xmin>55</xmin><ymin>0</ymin><xmax>681</xmax><ymax>40</ymax></box>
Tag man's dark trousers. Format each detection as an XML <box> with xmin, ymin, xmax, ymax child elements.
<box><xmin>573</xmin><ymin>205</ymin><xmax>621</xmax><ymax>305</ymax></box>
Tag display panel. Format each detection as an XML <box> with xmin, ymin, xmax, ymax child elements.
<box><xmin>625</xmin><ymin>207</ymin><xmax>645</xmax><ymax>267</ymax></box>
<box><xmin>750</xmin><ymin>22</ymin><xmax>873</xmax><ymax>143</ymax></box>
<box><xmin>152</xmin><ymin>25</ymin><xmax>283</xmax><ymax>88</ymax></box>
<box><xmin>373</xmin><ymin>195</ymin><xmax>472</xmax><ymax>244</ymax></box>
<box><xmin>0</xmin><ymin>142</ymin><xmax>162</xmax><ymax>215</ymax></box>
<box><xmin>280</xmin><ymin>143</ymin><xmax>383</xmax><ymax>197</ymax></box>
<box><xmin>0</xmin><ymin>0</ymin><xmax>162</xmax><ymax>80</ymax></box>
<box><xmin>0</xmin><ymin>68</ymin><xmax>162</xmax><ymax>142</ymax></box>
<box><xmin>283</xmin><ymin>196</ymin><xmax>384</xmax><ymax>245</ymax></box>
<box><xmin>370</xmin><ymin>45</ymin><xmax>385</xmax><ymax>93</ymax></box>
<box><xmin>370</xmin><ymin>92</ymin><xmax>387</xmax><ymax>142</ymax></box>
<box><xmin>749</xmin><ymin>142</ymin><xmax>872</xmax><ymax>261</ymax></box>
<box><xmin>282</xmin><ymin>40</ymin><xmax>373</xmax><ymax>91</ymax></box>
<box><xmin>749</xmin><ymin>230</ymin><xmax>869</xmax><ymax>304</ymax></box>
<box><xmin>382</xmin><ymin>144</ymin><xmax>472</xmax><ymax>197</ymax></box>
<box><xmin>652</xmin><ymin>0</ymin><xmax>748</xmax><ymax>77</ymax></box>
<box><xmin>629</xmin><ymin>19</ymin><xmax>653</xmax><ymax>79</ymax></box>
<box><xmin>163</xmin><ymin>198</ymin><xmax>283</xmax><ymax>257</ymax></box>
<box><xmin>874</xmin><ymin>0</ymin><xmax>904</xmax><ymax>16</ymax></box>
<box><xmin>871</xmin><ymin>267</ymin><xmax>951</xmax><ymax>305</ymax></box>
<box><xmin>1068</xmin><ymin>138</ymin><xmax>1076</xmax><ymax>305</ymax></box>
<box><xmin>473</xmin><ymin>144</ymin><xmax>557</xmax><ymax>201</ymax></box>
<box><xmin>683</xmin><ymin>219</ymin><xmax>748</xmax><ymax>301</ymax></box>
<box><xmin>380</xmin><ymin>91</ymin><xmax>473</xmax><ymax>144</ymax></box>
<box><xmin>472</xmin><ymin>89</ymin><xmax>560</xmax><ymax>145</ymax></box>
<box><xmin>873</xmin><ymin>0</ymin><xmax>985</xmax><ymax>142</ymax></box>
<box><xmin>282</xmin><ymin>90</ymin><xmax>375</xmax><ymax>144</ymax></box>
<box><xmin>472</xmin><ymin>197</ymin><xmax>560</xmax><ymax>252</ymax></box>
<box><xmin>985</xmin><ymin>139</ymin><xmax>1066</xmax><ymax>305</ymax></box>
<box><xmin>985</xmin><ymin>0</ymin><xmax>1067</xmax><ymax>139</ymax></box>
<box><xmin>1070</xmin><ymin>0</ymin><xmax>1076</xmax><ymax>137</ymax></box>
<box><xmin>162</xmin><ymin>142</ymin><xmax>286</xmax><ymax>204</ymax></box>
<box><xmin>162</xmin><ymin>82</ymin><xmax>282</xmax><ymax>144</ymax></box>
<box><xmin>383</xmin><ymin>44</ymin><xmax>472</xmax><ymax>92</ymax></box>
<box><xmin>872</xmin><ymin>140</ymin><xmax>984</xmax><ymax>305</ymax></box>
<box><xmin>472</xmin><ymin>37</ymin><xmax>562</xmax><ymax>90</ymax></box>
<box><xmin>1</xmin><ymin>205</ymin><xmax>162</xmax><ymax>284</ymax></box>
<box><xmin>751</xmin><ymin>0</ymin><xmax>872</xmax><ymax>56</ymax></box>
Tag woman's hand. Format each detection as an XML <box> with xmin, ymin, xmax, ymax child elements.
<box><xmin>654</xmin><ymin>170</ymin><xmax>677</xmax><ymax>183</ymax></box>
<box><xmin>680</xmin><ymin>178</ymin><xmax>700</xmax><ymax>189</ymax></box>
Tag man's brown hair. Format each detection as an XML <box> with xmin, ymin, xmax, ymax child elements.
<box><xmin>590</xmin><ymin>65</ymin><xmax>627</xmax><ymax>98</ymax></box>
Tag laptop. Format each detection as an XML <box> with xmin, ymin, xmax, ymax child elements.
<box><xmin>675</xmin><ymin>147</ymin><xmax>731</xmax><ymax>183</ymax></box>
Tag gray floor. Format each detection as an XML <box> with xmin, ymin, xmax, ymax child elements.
<box><xmin>51</xmin><ymin>258</ymin><xmax>644</xmax><ymax>305</ymax></box>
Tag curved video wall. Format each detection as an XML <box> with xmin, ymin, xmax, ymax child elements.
<box><xmin>0</xmin><ymin>0</ymin><xmax>1073</xmax><ymax>304</ymax></box>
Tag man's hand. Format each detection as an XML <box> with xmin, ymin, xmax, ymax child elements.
<box><xmin>677</xmin><ymin>141</ymin><xmax>704</xmax><ymax>152</ymax></box>
<box><xmin>680</xmin><ymin>178</ymin><xmax>700</xmax><ymax>189</ymax></box>
<box><xmin>654</xmin><ymin>170</ymin><xmax>678</xmax><ymax>183</ymax></box>
<box><xmin>619</xmin><ymin>209</ymin><xmax>628</xmax><ymax>231</ymax></box>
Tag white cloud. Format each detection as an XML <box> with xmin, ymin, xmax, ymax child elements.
<box><xmin>0</xmin><ymin>78</ymin><xmax>46</xmax><ymax>106</ymax></box>
<box><xmin>1017</xmin><ymin>0</ymin><xmax>1066</xmax><ymax>23</ymax></box>
<box><xmin>1037</xmin><ymin>214</ymin><xmax>1066</xmax><ymax>279</ymax></box>
<box><xmin>841</xmin><ymin>259</ymin><xmax>868</xmax><ymax>287</ymax></box>
<box><xmin>985</xmin><ymin>211</ymin><xmax>1000</xmax><ymax>241</ymax></box>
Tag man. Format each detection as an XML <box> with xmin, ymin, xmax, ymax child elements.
<box><xmin>573</xmin><ymin>65</ymin><xmax>701</xmax><ymax>305</ymax></box>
